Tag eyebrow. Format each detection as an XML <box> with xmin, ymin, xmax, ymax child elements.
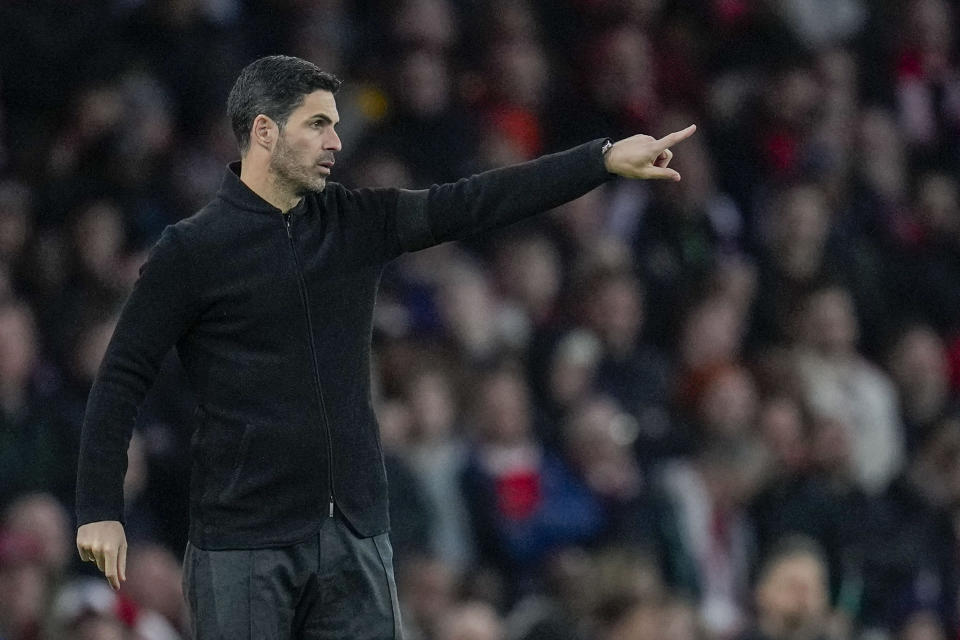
<box><xmin>309</xmin><ymin>113</ymin><xmax>339</xmax><ymax>126</ymax></box>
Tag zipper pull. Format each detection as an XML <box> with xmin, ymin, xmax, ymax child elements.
<box><xmin>283</xmin><ymin>212</ymin><xmax>292</xmax><ymax>238</ymax></box>
<box><xmin>328</xmin><ymin>499</ymin><xmax>334</xmax><ymax>518</ymax></box>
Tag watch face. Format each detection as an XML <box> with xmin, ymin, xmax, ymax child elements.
<box><xmin>601</xmin><ymin>140</ymin><xmax>613</xmax><ymax>155</ymax></box>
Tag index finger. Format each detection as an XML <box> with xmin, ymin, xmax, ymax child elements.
<box><xmin>103</xmin><ymin>546</ymin><xmax>120</xmax><ymax>591</ymax></box>
<box><xmin>656</xmin><ymin>124</ymin><xmax>697</xmax><ymax>149</ymax></box>
<box><xmin>119</xmin><ymin>542</ymin><xmax>127</xmax><ymax>582</ymax></box>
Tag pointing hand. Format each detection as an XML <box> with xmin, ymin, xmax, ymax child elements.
<box><xmin>603</xmin><ymin>124</ymin><xmax>697</xmax><ymax>181</ymax></box>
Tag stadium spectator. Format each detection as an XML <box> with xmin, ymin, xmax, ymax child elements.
<box><xmin>738</xmin><ymin>536</ymin><xmax>832</xmax><ymax>640</ymax></box>
<box><xmin>461</xmin><ymin>363</ymin><xmax>604</xmax><ymax>584</ymax></box>
<box><xmin>793</xmin><ymin>285</ymin><xmax>905</xmax><ymax>493</ymax></box>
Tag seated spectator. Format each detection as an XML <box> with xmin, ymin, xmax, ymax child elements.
<box><xmin>750</xmin><ymin>401</ymin><xmax>871</xmax><ymax>609</ymax></box>
<box><xmin>894</xmin><ymin>0</ymin><xmax>960</xmax><ymax>160</ymax></box>
<box><xmin>503</xmin><ymin>547</ymin><xmax>594</xmax><ymax>640</ymax></box>
<box><xmin>793</xmin><ymin>285</ymin><xmax>905</xmax><ymax>494</ymax></box>
<box><xmin>658</xmin><ymin>436</ymin><xmax>768</xmax><ymax>639</ymax></box>
<box><xmin>2</xmin><ymin>493</ymin><xmax>71</xmax><ymax>579</ymax></box>
<box><xmin>756</xmin><ymin>396</ymin><xmax>809</xmax><ymax>476</ymax></box>
<box><xmin>580</xmin><ymin>269</ymin><xmax>676</xmax><ymax>463</ymax></box>
<box><xmin>536</xmin><ymin>329</ymin><xmax>603</xmax><ymax>443</ymax></box>
<box><xmin>738</xmin><ymin>535</ymin><xmax>832</xmax><ymax>640</ymax></box>
<box><xmin>888</xmin><ymin>324</ymin><xmax>959</xmax><ymax>451</ymax></box>
<box><xmin>461</xmin><ymin>363</ymin><xmax>604</xmax><ymax>586</ymax></box>
<box><xmin>53</xmin><ymin>199</ymin><xmax>130</xmax><ymax>340</ymax></box>
<box><xmin>679</xmin><ymin>294</ymin><xmax>747</xmax><ymax>373</ymax></box>
<box><xmin>750</xmin><ymin>184</ymin><xmax>889</xmax><ymax>356</ymax></box>
<box><xmin>436</xmin><ymin>258</ymin><xmax>522</xmax><ymax>364</ymax></box>
<box><xmin>374</xmin><ymin>397</ymin><xmax>435</xmax><ymax>564</ymax></box>
<box><xmin>122</xmin><ymin>543</ymin><xmax>188</xmax><ymax>636</ymax></box>
<box><xmin>403</xmin><ymin>366</ymin><xmax>475</xmax><ymax>572</ymax></box>
<box><xmin>860</xmin><ymin>418</ymin><xmax>960</xmax><ymax>634</ymax></box>
<box><xmin>896</xmin><ymin>173</ymin><xmax>960</xmax><ymax>335</ymax></box>
<box><xmin>397</xmin><ymin>554</ymin><xmax>457</xmax><ymax>640</ymax></box>
<box><xmin>0</xmin><ymin>530</ymin><xmax>46</xmax><ymax>640</ymax></box>
<box><xmin>0</xmin><ymin>299</ymin><xmax>74</xmax><ymax>510</ymax></box>
<box><xmin>678</xmin><ymin>363</ymin><xmax>759</xmax><ymax>441</ymax></box>
<box><xmin>492</xmin><ymin>233</ymin><xmax>563</xmax><ymax>333</ymax></box>
<box><xmin>559</xmin><ymin>396</ymin><xmax>696</xmax><ymax>593</ymax></box>
<box><xmin>362</xmin><ymin>48</ymin><xmax>479</xmax><ymax>186</ymax></box>
<box><xmin>49</xmin><ymin>578</ymin><xmax>181</xmax><ymax>640</ymax></box>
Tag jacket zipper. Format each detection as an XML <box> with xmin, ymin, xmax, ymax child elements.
<box><xmin>283</xmin><ymin>211</ymin><xmax>336</xmax><ymax>518</ymax></box>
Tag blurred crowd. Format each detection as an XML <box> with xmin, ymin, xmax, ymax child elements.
<box><xmin>2</xmin><ymin>0</ymin><xmax>960</xmax><ymax>639</ymax></box>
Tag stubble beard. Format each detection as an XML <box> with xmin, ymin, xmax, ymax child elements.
<box><xmin>270</xmin><ymin>131</ymin><xmax>327</xmax><ymax>196</ymax></box>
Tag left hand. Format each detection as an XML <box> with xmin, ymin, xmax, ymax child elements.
<box><xmin>603</xmin><ymin>124</ymin><xmax>697</xmax><ymax>181</ymax></box>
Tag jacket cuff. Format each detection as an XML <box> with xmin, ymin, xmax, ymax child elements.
<box><xmin>76</xmin><ymin>504</ymin><xmax>125</xmax><ymax>528</ymax></box>
<box><xmin>587</xmin><ymin>137</ymin><xmax>618</xmax><ymax>180</ymax></box>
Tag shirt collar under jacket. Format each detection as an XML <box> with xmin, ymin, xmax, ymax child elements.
<box><xmin>218</xmin><ymin>161</ymin><xmax>311</xmax><ymax>216</ymax></box>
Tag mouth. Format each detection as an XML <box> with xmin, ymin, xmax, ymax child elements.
<box><xmin>318</xmin><ymin>160</ymin><xmax>334</xmax><ymax>175</ymax></box>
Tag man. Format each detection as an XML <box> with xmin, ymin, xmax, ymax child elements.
<box><xmin>75</xmin><ymin>55</ymin><xmax>696</xmax><ymax>639</ymax></box>
<box><xmin>739</xmin><ymin>535</ymin><xmax>832</xmax><ymax>640</ymax></box>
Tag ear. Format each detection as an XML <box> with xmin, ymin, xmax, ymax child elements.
<box><xmin>251</xmin><ymin>114</ymin><xmax>277</xmax><ymax>150</ymax></box>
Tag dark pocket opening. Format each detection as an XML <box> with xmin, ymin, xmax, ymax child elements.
<box><xmin>222</xmin><ymin>422</ymin><xmax>255</xmax><ymax>500</ymax></box>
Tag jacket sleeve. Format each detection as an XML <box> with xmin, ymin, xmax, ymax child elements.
<box><xmin>76</xmin><ymin>224</ymin><xmax>200</xmax><ymax>527</ymax></box>
<box><xmin>387</xmin><ymin>138</ymin><xmax>614</xmax><ymax>255</ymax></box>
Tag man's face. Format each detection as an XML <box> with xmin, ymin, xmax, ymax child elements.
<box><xmin>269</xmin><ymin>90</ymin><xmax>341</xmax><ymax>194</ymax></box>
<box><xmin>756</xmin><ymin>555</ymin><xmax>828</xmax><ymax>640</ymax></box>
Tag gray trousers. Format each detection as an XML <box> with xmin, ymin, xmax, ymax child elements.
<box><xmin>181</xmin><ymin>514</ymin><xmax>403</xmax><ymax>640</ymax></box>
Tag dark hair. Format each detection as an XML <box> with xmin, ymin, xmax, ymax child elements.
<box><xmin>755</xmin><ymin>534</ymin><xmax>829</xmax><ymax>587</ymax></box>
<box><xmin>227</xmin><ymin>55</ymin><xmax>342</xmax><ymax>154</ymax></box>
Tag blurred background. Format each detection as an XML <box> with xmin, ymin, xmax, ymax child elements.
<box><xmin>2</xmin><ymin>0</ymin><xmax>960</xmax><ymax>639</ymax></box>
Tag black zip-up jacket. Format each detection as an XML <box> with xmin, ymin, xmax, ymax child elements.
<box><xmin>76</xmin><ymin>138</ymin><xmax>614</xmax><ymax>549</ymax></box>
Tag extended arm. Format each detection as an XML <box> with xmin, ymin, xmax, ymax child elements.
<box><xmin>390</xmin><ymin>125</ymin><xmax>696</xmax><ymax>254</ymax></box>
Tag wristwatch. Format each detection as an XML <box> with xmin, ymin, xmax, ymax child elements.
<box><xmin>601</xmin><ymin>138</ymin><xmax>613</xmax><ymax>156</ymax></box>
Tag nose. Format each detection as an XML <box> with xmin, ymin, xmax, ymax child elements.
<box><xmin>327</xmin><ymin>128</ymin><xmax>342</xmax><ymax>152</ymax></box>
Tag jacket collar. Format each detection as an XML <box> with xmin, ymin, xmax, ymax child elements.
<box><xmin>217</xmin><ymin>161</ymin><xmax>308</xmax><ymax>216</ymax></box>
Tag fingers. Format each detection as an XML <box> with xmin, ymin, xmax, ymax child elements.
<box><xmin>656</xmin><ymin>124</ymin><xmax>696</xmax><ymax>150</ymax></box>
<box><xmin>104</xmin><ymin>544</ymin><xmax>120</xmax><ymax>590</ymax></box>
<box><xmin>77</xmin><ymin>533</ymin><xmax>126</xmax><ymax>590</ymax></box>
<box><xmin>607</xmin><ymin>128</ymin><xmax>692</xmax><ymax>181</ymax></box>
<box><xmin>77</xmin><ymin>535</ymin><xmax>96</xmax><ymax>563</ymax></box>
<box><xmin>654</xmin><ymin>148</ymin><xmax>673</xmax><ymax>168</ymax></box>
<box><xmin>119</xmin><ymin>541</ymin><xmax>127</xmax><ymax>583</ymax></box>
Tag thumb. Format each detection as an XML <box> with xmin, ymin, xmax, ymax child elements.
<box><xmin>642</xmin><ymin>166</ymin><xmax>682</xmax><ymax>181</ymax></box>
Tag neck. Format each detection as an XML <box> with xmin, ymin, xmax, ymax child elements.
<box><xmin>239</xmin><ymin>157</ymin><xmax>302</xmax><ymax>213</ymax></box>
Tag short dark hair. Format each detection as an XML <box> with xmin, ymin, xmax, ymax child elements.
<box><xmin>755</xmin><ymin>534</ymin><xmax>829</xmax><ymax>588</ymax></box>
<box><xmin>227</xmin><ymin>55</ymin><xmax>342</xmax><ymax>154</ymax></box>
